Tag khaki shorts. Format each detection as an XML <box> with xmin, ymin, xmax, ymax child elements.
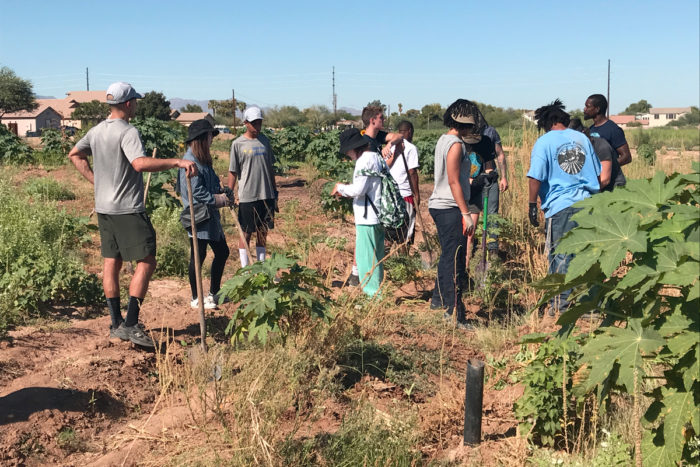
<box><xmin>97</xmin><ymin>212</ymin><xmax>157</xmax><ymax>261</ymax></box>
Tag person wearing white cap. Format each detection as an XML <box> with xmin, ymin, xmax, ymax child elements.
<box><xmin>227</xmin><ymin>106</ymin><xmax>278</xmax><ymax>267</ymax></box>
<box><xmin>68</xmin><ymin>82</ymin><xmax>197</xmax><ymax>348</ymax></box>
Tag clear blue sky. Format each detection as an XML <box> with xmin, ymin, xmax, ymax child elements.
<box><xmin>2</xmin><ymin>0</ymin><xmax>698</xmax><ymax>114</ymax></box>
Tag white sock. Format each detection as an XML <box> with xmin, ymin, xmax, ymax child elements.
<box><xmin>351</xmin><ymin>264</ymin><xmax>358</xmax><ymax>276</ymax></box>
<box><xmin>256</xmin><ymin>246</ymin><xmax>266</xmax><ymax>262</ymax></box>
<box><xmin>239</xmin><ymin>248</ymin><xmax>249</xmax><ymax>267</ymax></box>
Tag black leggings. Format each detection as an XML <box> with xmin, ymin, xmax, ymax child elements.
<box><xmin>189</xmin><ymin>237</ymin><xmax>230</xmax><ymax>299</ymax></box>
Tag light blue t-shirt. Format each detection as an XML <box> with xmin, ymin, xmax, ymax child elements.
<box><xmin>527</xmin><ymin>128</ymin><xmax>601</xmax><ymax>217</ymax></box>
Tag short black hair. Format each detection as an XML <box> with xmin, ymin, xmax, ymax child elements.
<box><xmin>568</xmin><ymin>117</ymin><xmax>585</xmax><ymax>132</ymax></box>
<box><xmin>587</xmin><ymin>94</ymin><xmax>607</xmax><ymax>116</ymax></box>
<box><xmin>534</xmin><ymin>99</ymin><xmax>570</xmax><ymax>131</ymax></box>
<box><xmin>443</xmin><ymin>99</ymin><xmax>486</xmax><ymax>132</ymax></box>
<box><xmin>397</xmin><ymin>120</ymin><xmax>413</xmax><ymax>132</ymax></box>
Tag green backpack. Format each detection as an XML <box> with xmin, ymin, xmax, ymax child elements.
<box><xmin>359</xmin><ymin>156</ymin><xmax>409</xmax><ymax>230</ymax></box>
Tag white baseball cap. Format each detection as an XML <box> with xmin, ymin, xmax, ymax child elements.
<box><xmin>243</xmin><ymin>106</ymin><xmax>263</xmax><ymax>122</ymax></box>
<box><xmin>105</xmin><ymin>82</ymin><xmax>143</xmax><ymax>104</ymax></box>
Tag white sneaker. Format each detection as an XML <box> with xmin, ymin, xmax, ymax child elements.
<box><xmin>191</xmin><ymin>295</ymin><xmax>217</xmax><ymax>310</ymax></box>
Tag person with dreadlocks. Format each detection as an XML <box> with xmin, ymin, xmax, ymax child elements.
<box><xmin>527</xmin><ymin>99</ymin><xmax>600</xmax><ymax>315</ymax></box>
<box><xmin>428</xmin><ymin>99</ymin><xmax>478</xmax><ymax>330</ymax></box>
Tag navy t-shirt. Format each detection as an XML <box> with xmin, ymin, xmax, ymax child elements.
<box><xmin>589</xmin><ymin>120</ymin><xmax>627</xmax><ymax>151</ymax></box>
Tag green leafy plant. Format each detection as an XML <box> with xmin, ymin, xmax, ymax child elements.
<box><xmin>267</xmin><ymin>125</ymin><xmax>312</xmax><ymax>163</ymax></box>
<box><xmin>0</xmin><ymin>183</ymin><xmax>101</xmax><ymax>334</ymax></box>
<box><xmin>131</xmin><ymin>117</ymin><xmax>186</xmax><ymax>159</ymax></box>
<box><xmin>637</xmin><ymin>143</ymin><xmax>657</xmax><ymax>164</ymax></box>
<box><xmin>0</xmin><ymin>124</ymin><xmax>33</xmax><ymax>165</ymax></box>
<box><xmin>514</xmin><ymin>333</ymin><xmax>585</xmax><ymax>447</ymax></box>
<box><xmin>320</xmin><ymin>180</ymin><xmax>352</xmax><ymax>218</ymax></box>
<box><xmin>24</xmin><ymin>177</ymin><xmax>76</xmax><ymax>201</ymax></box>
<box><xmin>150</xmin><ymin>206</ymin><xmax>188</xmax><ymax>277</ymax></box>
<box><xmin>144</xmin><ymin>169</ymin><xmax>180</xmax><ymax>213</ymax></box>
<box><xmin>384</xmin><ymin>254</ymin><xmax>421</xmax><ymax>285</ymax></box>
<box><xmin>532</xmin><ymin>166</ymin><xmax>699</xmax><ymax>465</ymax></box>
<box><xmin>219</xmin><ymin>253</ymin><xmax>332</xmax><ymax>345</ymax></box>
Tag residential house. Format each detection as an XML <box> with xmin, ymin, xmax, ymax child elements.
<box><xmin>35</xmin><ymin>90</ymin><xmax>107</xmax><ymax>128</ymax></box>
<box><xmin>175</xmin><ymin>112</ymin><xmax>214</xmax><ymax>127</ymax></box>
<box><xmin>1</xmin><ymin>104</ymin><xmax>62</xmax><ymax>136</ymax></box>
<box><xmin>637</xmin><ymin>107</ymin><xmax>692</xmax><ymax>128</ymax></box>
<box><xmin>609</xmin><ymin>115</ymin><xmax>649</xmax><ymax>129</ymax></box>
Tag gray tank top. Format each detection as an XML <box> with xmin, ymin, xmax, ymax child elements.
<box><xmin>428</xmin><ymin>134</ymin><xmax>471</xmax><ymax>210</ymax></box>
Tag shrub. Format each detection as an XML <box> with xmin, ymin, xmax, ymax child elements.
<box><xmin>24</xmin><ymin>177</ymin><xmax>76</xmax><ymax>201</ymax></box>
<box><xmin>637</xmin><ymin>143</ymin><xmax>656</xmax><ymax>164</ymax></box>
<box><xmin>131</xmin><ymin>117</ymin><xmax>186</xmax><ymax>159</ymax></box>
<box><xmin>219</xmin><ymin>253</ymin><xmax>331</xmax><ymax>345</ymax></box>
<box><xmin>150</xmin><ymin>206</ymin><xmax>189</xmax><ymax>278</ymax></box>
<box><xmin>0</xmin><ymin>124</ymin><xmax>33</xmax><ymax>165</ymax></box>
<box><xmin>0</xmin><ymin>184</ymin><xmax>102</xmax><ymax>334</ymax></box>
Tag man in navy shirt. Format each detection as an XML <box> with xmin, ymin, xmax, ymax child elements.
<box><xmin>583</xmin><ymin>94</ymin><xmax>632</xmax><ymax>167</ymax></box>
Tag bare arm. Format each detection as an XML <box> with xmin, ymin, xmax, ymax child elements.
<box><xmin>446</xmin><ymin>143</ymin><xmax>469</xmax><ymax>215</ymax></box>
<box><xmin>408</xmin><ymin>168</ymin><xmax>420</xmax><ymax>206</ymax></box>
<box><xmin>495</xmin><ymin>143</ymin><xmax>508</xmax><ymax>192</ymax></box>
<box><xmin>131</xmin><ymin>156</ymin><xmax>196</xmax><ymax>177</ymax></box>
<box><xmin>381</xmin><ymin>132</ymin><xmax>403</xmax><ymax>159</ymax></box>
<box><xmin>616</xmin><ymin>144</ymin><xmax>632</xmax><ymax>166</ymax></box>
<box><xmin>227</xmin><ymin>172</ymin><xmax>238</xmax><ymax>193</ymax></box>
<box><xmin>528</xmin><ymin>177</ymin><xmax>541</xmax><ymax>203</ymax></box>
<box><xmin>68</xmin><ymin>147</ymin><xmax>95</xmax><ymax>185</ymax></box>
<box><xmin>598</xmin><ymin>160</ymin><xmax>612</xmax><ymax>189</ymax></box>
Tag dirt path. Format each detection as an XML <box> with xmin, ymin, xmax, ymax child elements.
<box><xmin>0</xmin><ymin>165</ymin><xmax>530</xmax><ymax>465</ymax></box>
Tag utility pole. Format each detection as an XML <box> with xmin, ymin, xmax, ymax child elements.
<box><xmin>86</xmin><ymin>67</ymin><xmax>89</xmax><ymax>91</ymax></box>
<box><xmin>332</xmin><ymin>66</ymin><xmax>337</xmax><ymax>118</ymax></box>
<box><xmin>232</xmin><ymin>89</ymin><xmax>236</xmax><ymax>132</ymax></box>
<box><xmin>606</xmin><ymin>59</ymin><xmax>610</xmax><ymax>118</ymax></box>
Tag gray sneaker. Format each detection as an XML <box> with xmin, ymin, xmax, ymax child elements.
<box><xmin>345</xmin><ymin>274</ymin><xmax>360</xmax><ymax>287</ymax></box>
<box><xmin>110</xmin><ymin>322</ymin><xmax>129</xmax><ymax>340</ymax></box>
<box><xmin>115</xmin><ymin>323</ymin><xmax>154</xmax><ymax>348</ymax></box>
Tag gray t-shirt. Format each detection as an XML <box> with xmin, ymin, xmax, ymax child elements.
<box><xmin>74</xmin><ymin>118</ymin><xmax>146</xmax><ymax>214</ymax></box>
<box><xmin>228</xmin><ymin>134</ymin><xmax>276</xmax><ymax>203</ymax></box>
<box><xmin>428</xmin><ymin>134</ymin><xmax>470</xmax><ymax>210</ymax></box>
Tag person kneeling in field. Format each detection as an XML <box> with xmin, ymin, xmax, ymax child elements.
<box><xmin>68</xmin><ymin>82</ymin><xmax>197</xmax><ymax>348</ymax></box>
<box><xmin>331</xmin><ymin>129</ymin><xmax>385</xmax><ymax>297</ymax></box>
<box><xmin>176</xmin><ymin>119</ymin><xmax>231</xmax><ymax>311</ymax></box>
<box><xmin>527</xmin><ymin>100</ymin><xmax>600</xmax><ymax>316</ymax></box>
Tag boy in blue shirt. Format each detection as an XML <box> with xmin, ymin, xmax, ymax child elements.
<box><xmin>527</xmin><ymin>99</ymin><xmax>601</xmax><ymax>315</ymax></box>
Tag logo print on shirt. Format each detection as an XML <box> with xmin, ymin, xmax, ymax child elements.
<box><xmin>468</xmin><ymin>152</ymin><xmax>482</xmax><ymax>177</ymax></box>
<box><xmin>556</xmin><ymin>142</ymin><xmax>586</xmax><ymax>175</ymax></box>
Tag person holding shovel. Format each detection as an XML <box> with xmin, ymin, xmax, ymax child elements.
<box><xmin>177</xmin><ymin>119</ymin><xmax>230</xmax><ymax>310</ymax></box>
<box><xmin>428</xmin><ymin>99</ymin><xmax>478</xmax><ymax>329</ymax></box>
<box><xmin>68</xmin><ymin>82</ymin><xmax>197</xmax><ymax>348</ymax></box>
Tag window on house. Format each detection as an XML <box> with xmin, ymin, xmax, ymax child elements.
<box><xmin>667</xmin><ymin>114</ymin><xmax>675</xmax><ymax>119</ymax></box>
<box><xmin>654</xmin><ymin>114</ymin><xmax>659</xmax><ymax>119</ymax></box>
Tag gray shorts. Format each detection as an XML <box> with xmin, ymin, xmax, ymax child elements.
<box><xmin>97</xmin><ymin>212</ymin><xmax>157</xmax><ymax>261</ymax></box>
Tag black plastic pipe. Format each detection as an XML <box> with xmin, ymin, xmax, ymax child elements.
<box><xmin>463</xmin><ymin>359</ymin><xmax>485</xmax><ymax>446</ymax></box>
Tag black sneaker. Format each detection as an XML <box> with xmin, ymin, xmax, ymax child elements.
<box><xmin>121</xmin><ymin>324</ymin><xmax>154</xmax><ymax>348</ymax></box>
<box><xmin>430</xmin><ymin>301</ymin><xmax>446</xmax><ymax>310</ymax></box>
<box><xmin>344</xmin><ymin>274</ymin><xmax>360</xmax><ymax>287</ymax></box>
<box><xmin>109</xmin><ymin>322</ymin><xmax>129</xmax><ymax>340</ymax></box>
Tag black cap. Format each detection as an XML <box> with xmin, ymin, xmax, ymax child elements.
<box><xmin>339</xmin><ymin>128</ymin><xmax>370</xmax><ymax>154</ymax></box>
<box><xmin>186</xmin><ymin>119</ymin><xmax>219</xmax><ymax>143</ymax></box>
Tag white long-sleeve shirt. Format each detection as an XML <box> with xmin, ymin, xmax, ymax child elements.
<box><xmin>336</xmin><ymin>150</ymin><xmax>382</xmax><ymax>225</ymax></box>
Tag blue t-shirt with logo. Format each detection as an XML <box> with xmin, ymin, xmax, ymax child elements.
<box><xmin>527</xmin><ymin>128</ymin><xmax>601</xmax><ymax>217</ymax></box>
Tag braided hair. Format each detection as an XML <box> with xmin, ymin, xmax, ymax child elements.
<box><xmin>443</xmin><ymin>99</ymin><xmax>487</xmax><ymax>134</ymax></box>
<box><xmin>534</xmin><ymin>99</ymin><xmax>570</xmax><ymax>132</ymax></box>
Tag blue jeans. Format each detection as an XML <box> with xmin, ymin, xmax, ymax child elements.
<box><xmin>429</xmin><ymin>207</ymin><xmax>467</xmax><ymax>315</ymax></box>
<box><xmin>547</xmin><ymin>206</ymin><xmax>579</xmax><ymax>312</ymax></box>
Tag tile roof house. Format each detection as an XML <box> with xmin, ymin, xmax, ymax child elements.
<box><xmin>0</xmin><ymin>104</ymin><xmax>62</xmax><ymax>136</ymax></box>
<box><xmin>32</xmin><ymin>90</ymin><xmax>107</xmax><ymax>129</ymax></box>
<box><xmin>638</xmin><ymin>107</ymin><xmax>692</xmax><ymax>128</ymax></box>
<box><xmin>609</xmin><ymin>115</ymin><xmax>649</xmax><ymax>128</ymax></box>
<box><xmin>175</xmin><ymin>112</ymin><xmax>214</xmax><ymax>127</ymax></box>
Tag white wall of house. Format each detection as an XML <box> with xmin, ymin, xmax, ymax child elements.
<box><xmin>638</xmin><ymin>108</ymin><xmax>691</xmax><ymax>128</ymax></box>
<box><xmin>1</xmin><ymin>108</ymin><xmax>62</xmax><ymax>135</ymax></box>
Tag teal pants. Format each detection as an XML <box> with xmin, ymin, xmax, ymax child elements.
<box><xmin>355</xmin><ymin>224</ymin><xmax>385</xmax><ymax>297</ymax></box>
